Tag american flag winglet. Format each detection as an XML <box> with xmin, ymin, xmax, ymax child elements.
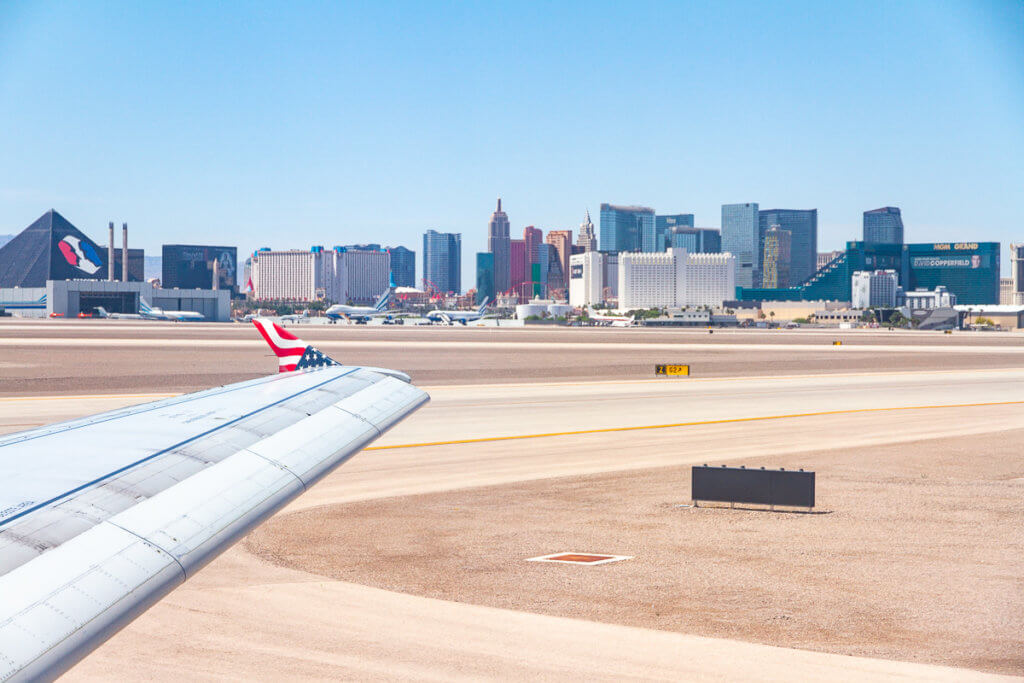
<box><xmin>295</xmin><ymin>345</ymin><xmax>337</xmax><ymax>370</ymax></box>
<box><xmin>252</xmin><ymin>318</ymin><xmax>337</xmax><ymax>372</ymax></box>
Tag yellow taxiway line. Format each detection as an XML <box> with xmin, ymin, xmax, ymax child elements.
<box><xmin>365</xmin><ymin>399</ymin><xmax>1024</xmax><ymax>451</ymax></box>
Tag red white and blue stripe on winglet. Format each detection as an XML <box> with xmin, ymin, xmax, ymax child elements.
<box><xmin>252</xmin><ymin>319</ymin><xmax>338</xmax><ymax>372</ymax></box>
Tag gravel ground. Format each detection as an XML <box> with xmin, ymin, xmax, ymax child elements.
<box><xmin>247</xmin><ymin>429</ymin><xmax>1024</xmax><ymax>675</ymax></box>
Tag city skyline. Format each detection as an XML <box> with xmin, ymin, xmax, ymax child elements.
<box><xmin>2</xmin><ymin>198</ymin><xmax>1012</xmax><ymax>296</ymax></box>
<box><xmin>0</xmin><ymin>2</ymin><xmax>1021</xmax><ymax>272</ymax></box>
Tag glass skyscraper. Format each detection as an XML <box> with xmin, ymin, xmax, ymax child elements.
<box><xmin>475</xmin><ymin>252</ymin><xmax>494</xmax><ymax>305</ymax></box>
<box><xmin>600</xmin><ymin>204</ymin><xmax>655</xmax><ymax>252</ymax></box>
<box><xmin>387</xmin><ymin>246</ymin><xmax>415</xmax><ymax>288</ymax></box>
<box><xmin>863</xmin><ymin>207</ymin><xmax>904</xmax><ymax>245</ymax></box>
<box><xmin>422</xmin><ymin>229</ymin><xmax>461</xmax><ymax>293</ymax></box>
<box><xmin>655</xmin><ymin>214</ymin><xmax>694</xmax><ymax>251</ymax></box>
<box><xmin>721</xmin><ymin>202</ymin><xmax>759</xmax><ymax>288</ymax></box>
<box><xmin>758</xmin><ymin>208</ymin><xmax>817</xmax><ymax>286</ymax></box>
<box><xmin>665</xmin><ymin>227</ymin><xmax>721</xmax><ymax>253</ymax></box>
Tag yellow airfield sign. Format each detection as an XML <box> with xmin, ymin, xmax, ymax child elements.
<box><xmin>655</xmin><ymin>364</ymin><xmax>690</xmax><ymax>377</ymax></box>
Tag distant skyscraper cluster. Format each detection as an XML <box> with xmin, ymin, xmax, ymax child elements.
<box><xmin>466</xmin><ymin>185</ymin><xmax>1005</xmax><ymax>314</ymax></box>
<box><xmin>473</xmin><ymin>200</ymin><xmax>583</xmax><ymax>303</ymax></box>
<box><xmin>0</xmin><ymin>196</ymin><xmax>1010</xmax><ymax>319</ymax></box>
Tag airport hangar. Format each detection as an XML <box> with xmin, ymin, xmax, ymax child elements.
<box><xmin>0</xmin><ymin>209</ymin><xmax>230</xmax><ymax>321</ymax></box>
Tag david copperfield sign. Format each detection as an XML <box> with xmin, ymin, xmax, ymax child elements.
<box><xmin>913</xmin><ymin>254</ymin><xmax>982</xmax><ymax>269</ymax></box>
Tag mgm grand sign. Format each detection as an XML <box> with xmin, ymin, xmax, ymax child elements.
<box><xmin>931</xmin><ymin>242</ymin><xmax>979</xmax><ymax>250</ymax></box>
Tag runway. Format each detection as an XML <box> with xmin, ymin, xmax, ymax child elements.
<box><xmin>4</xmin><ymin>319</ymin><xmax>1024</xmax><ymax>395</ymax></box>
<box><xmin>0</xmin><ymin>323</ymin><xmax>1020</xmax><ymax>679</ymax></box>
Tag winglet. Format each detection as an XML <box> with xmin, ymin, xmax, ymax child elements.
<box><xmin>374</xmin><ymin>290</ymin><xmax>390</xmax><ymax>312</ymax></box>
<box><xmin>252</xmin><ymin>318</ymin><xmax>339</xmax><ymax>372</ymax></box>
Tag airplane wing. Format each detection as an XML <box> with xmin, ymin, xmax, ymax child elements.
<box><xmin>0</xmin><ymin>322</ymin><xmax>428</xmax><ymax>681</ymax></box>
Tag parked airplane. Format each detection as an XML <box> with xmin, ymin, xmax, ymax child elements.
<box><xmin>425</xmin><ymin>297</ymin><xmax>491</xmax><ymax>325</ymax></box>
<box><xmin>94</xmin><ymin>306</ymin><xmax>145</xmax><ymax>320</ymax></box>
<box><xmin>95</xmin><ymin>302</ymin><xmax>202</xmax><ymax>321</ymax></box>
<box><xmin>587</xmin><ymin>306</ymin><xmax>636</xmax><ymax>327</ymax></box>
<box><xmin>325</xmin><ymin>291</ymin><xmax>392</xmax><ymax>322</ymax></box>
<box><xmin>0</xmin><ymin>320</ymin><xmax>428</xmax><ymax>680</ymax></box>
<box><xmin>139</xmin><ymin>297</ymin><xmax>205</xmax><ymax>321</ymax></box>
<box><xmin>278</xmin><ymin>309</ymin><xmax>311</xmax><ymax>323</ymax></box>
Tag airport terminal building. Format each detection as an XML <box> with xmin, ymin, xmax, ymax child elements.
<box><xmin>1</xmin><ymin>280</ymin><xmax>230</xmax><ymax>320</ymax></box>
<box><xmin>0</xmin><ymin>210</ymin><xmax>230</xmax><ymax>320</ymax></box>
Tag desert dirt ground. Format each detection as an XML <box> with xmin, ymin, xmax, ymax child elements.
<box><xmin>248</xmin><ymin>430</ymin><xmax>1024</xmax><ymax>674</ymax></box>
<box><xmin>0</xmin><ymin>321</ymin><xmax>1021</xmax><ymax>680</ymax></box>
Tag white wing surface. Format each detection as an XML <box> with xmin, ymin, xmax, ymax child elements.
<box><xmin>0</xmin><ymin>363</ymin><xmax>428</xmax><ymax>681</ymax></box>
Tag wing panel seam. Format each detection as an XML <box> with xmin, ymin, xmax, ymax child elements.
<box><xmin>241</xmin><ymin>447</ymin><xmax>310</xmax><ymax>491</ymax></box>
<box><xmin>104</xmin><ymin>521</ymin><xmax>188</xmax><ymax>582</ymax></box>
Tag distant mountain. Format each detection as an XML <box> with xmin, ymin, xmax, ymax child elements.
<box><xmin>0</xmin><ymin>235</ymin><xmax>13</xmax><ymax>249</ymax></box>
<box><xmin>144</xmin><ymin>256</ymin><xmax>162</xmax><ymax>281</ymax></box>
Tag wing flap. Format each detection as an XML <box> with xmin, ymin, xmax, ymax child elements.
<box><xmin>333</xmin><ymin>375</ymin><xmax>429</xmax><ymax>433</ymax></box>
<box><xmin>246</xmin><ymin>408</ymin><xmax>379</xmax><ymax>487</ymax></box>
<box><xmin>0</xmin><ymin>522</ymin><xmax>184</xmax><ymax>682</ymax></box>
<box><xmin>106</xmin><ymin>449</ymin><xmax>304</xmax><ymax>577</ymax></box>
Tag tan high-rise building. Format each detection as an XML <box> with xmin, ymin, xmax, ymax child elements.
<box><xmin>544</xmin><ymin>230</ymin><xmax>573</xmax><ymax>295</ymax></box>
<box><xmin>1000</xmin><ymin>277</ymin><xmax>1014</xmax><ymax>305</ymax></box>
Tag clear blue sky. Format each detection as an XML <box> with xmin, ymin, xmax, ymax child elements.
<box><xmin>1</xmin><ymin>1</ymin><xmax>1022</xmax><ymax>283</ymax></box>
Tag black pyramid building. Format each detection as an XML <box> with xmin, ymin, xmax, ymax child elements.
<box><xmin>0</xmin><ymin>210</ymin><xmax>108</xmax><ymax>287</ymax></box>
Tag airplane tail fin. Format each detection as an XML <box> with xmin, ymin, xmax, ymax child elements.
<box><xmin>252</xmin><ymin>318</ymin><xmax>338</xmax><ymax>373</ymax></box>
<box><xmin>95</xmin><ymin>307</ymin><xmax>109</xmax><ymax>318</ymax></box>
<box><xmin>374</xmin><ymin>290</ymin><xmax>390</xmax><ymax>312</ymax></box>
<box><xmin>478</xmin><ymin>297</ymin><xmax>490</xmax><ymax>314</ymax></box>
